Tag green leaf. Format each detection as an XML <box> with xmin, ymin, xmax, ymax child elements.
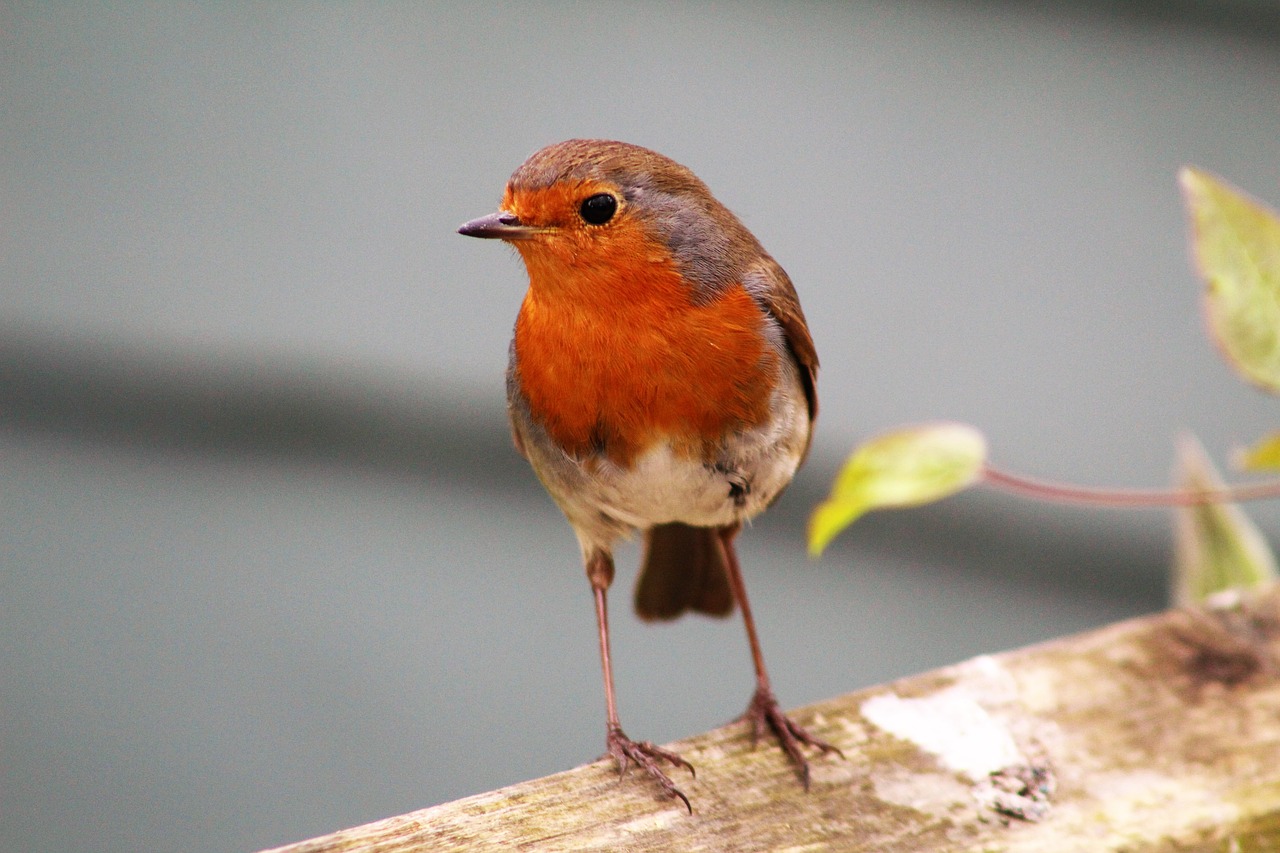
<box><xmin>1172</xmin><ymin>435</ymin><xmax>1278</xmax><ymax>606</ymax></box>
<box><xmin>1179</xmin><ymin>167</ymin><xmax>1280</xmax><ymax>394</ymax></box>
<box><xmin>808</xmin><ymin>423</ymin><xmax>987</xmax><ymax>557</ymax></box>
<box><xmin>1233</xmin><ymin>430</ymin><xmax>1280</xmax><ymax>473</ymax></box>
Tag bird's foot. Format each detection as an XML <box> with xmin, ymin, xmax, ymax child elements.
<box><xmin>738</xmin><ymin>686</ymin><xmax>844</xmax><ymax>789</ymax></box>
<box><xmin>605</xmin><ymin>724</ymin><xmax>695</xmax><ymax>812</ymax></box>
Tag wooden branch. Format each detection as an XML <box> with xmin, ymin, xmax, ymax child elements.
<box><xmin>262</xmin><ymin>587</ymin><xmax>1280</xmax><ymax>852</ymax></box>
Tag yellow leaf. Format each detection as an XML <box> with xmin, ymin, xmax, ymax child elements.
<box><xmin>1233</xmin><ymin>430</ymin><xmax>1280</xmax><ymax>472</ymax></box>
<box><xmin>808</xmin><ymin>423</ymin><xmax>987</xmax><ymax>557</ymax></box>
<box><xmin>1179</xmin><ymin>167</ymin><xmax>1280</xmax><ymax>395</ymax></box>
<box><xmin>1172</xmin><ymin>435</ymin><xmax>1278</xmax><ymax>606</ymax></box>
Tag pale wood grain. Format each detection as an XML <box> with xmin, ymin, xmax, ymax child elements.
<box><xmin>262</xmin><ymin>587</ymin><xmax>1280</xmax><ymax>852</ymax></box>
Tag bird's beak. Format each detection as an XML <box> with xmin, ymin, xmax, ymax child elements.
<box><xmin>457</xmin><ymin>210</ymin><xmax>541</xmax><ymax>240</ymax></box>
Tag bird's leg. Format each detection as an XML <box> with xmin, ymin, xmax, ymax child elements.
<box><xmin>586</xmin><ymin>549</ymin><xmax>694</xmax><ymax>812</ymax></box>
<box><xmin>718</xmin><ymin>526</ymin><xmax>843</xmax><ymax>789</ymax></box>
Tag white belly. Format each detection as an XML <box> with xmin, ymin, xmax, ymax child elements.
<box><xmin>514</xmin><ymin>356</ymin><xmax>812</xmax><ymax>555</ymax></box>
<box><xmin>585</xmin><ymin>426</ymin><xmax>804</xmax><ymax>531</ymax></box>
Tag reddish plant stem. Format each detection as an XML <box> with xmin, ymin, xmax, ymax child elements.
<box><xmin>982</xmin><ymin>464</ymin><xmax>1280</xmax><ymax>507</ymax></box>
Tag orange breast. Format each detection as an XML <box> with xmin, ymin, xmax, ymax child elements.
<box><xmin>513</xmin><ymin>248</ymin><xmax>778</xmax><ymax>468</ymax></box>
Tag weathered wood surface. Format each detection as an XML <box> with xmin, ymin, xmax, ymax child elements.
<box><xmin>263</xmin><ymin>588</ymin><xmax>1280</xmax><ymax>852</ymax></box>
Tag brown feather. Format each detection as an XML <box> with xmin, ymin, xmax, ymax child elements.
<box><xmin>634</xmin><ymin>523</ymin><xmax>734</xmax><ymax>621</ymax></box>
<box><xmin>752</xmin><ymin>257</ymin><xmax>819</xmax><ymax>422</ymax></box>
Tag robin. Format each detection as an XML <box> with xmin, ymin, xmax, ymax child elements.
<box><xmin>459</xmin><ymin>139</ymin><xmax>839</xmax><ymax>810</ymax></box>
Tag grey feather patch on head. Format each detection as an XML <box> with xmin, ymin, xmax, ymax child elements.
<box><xmin>620</xmin><ymin>176</ymin><xmax>767</xmax><ymax>302</ymax></box>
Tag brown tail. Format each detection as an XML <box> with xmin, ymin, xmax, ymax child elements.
<box><xmin>634</xmin><ymin>522</ymin><xmax>735</xmax><ymax>621</ymax></box>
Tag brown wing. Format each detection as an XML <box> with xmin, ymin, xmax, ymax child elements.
<box><xmin>749</xmin><ymin>258</ymin><xmax>818</xmax><ymax>421</ymax></box>
<box><xmin>505</xmin><ymin>344</ymin><xmax>530</xmax><ymax>458</ymax></box>
<box><xmin>509</xmin><ymin>422</ymin><xmax>527</xmax><ymax>458</ymax></box>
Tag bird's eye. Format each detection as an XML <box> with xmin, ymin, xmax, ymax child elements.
<box><xmin>579</xmin><ymin>193</ymin><xmax>617</xmax><ymax>225</ymax></box>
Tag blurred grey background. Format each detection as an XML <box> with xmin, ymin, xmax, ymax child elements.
<box><xmin>4</xmin><ymin>2</ymin><xmax>1280</xmax><ymax>851</ymax></box>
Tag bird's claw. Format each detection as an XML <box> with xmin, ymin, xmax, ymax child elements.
<box><xmin>605</xmin><ymin>724</ymin><xmax>694</xmax><ymax>813</ymax></box>
<box><xmin>738</xmin><ymin>686</ymin><xmax>843</xmax><ymax>789</ymax></box>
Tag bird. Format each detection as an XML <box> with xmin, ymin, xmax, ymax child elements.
<box><xmin>458</xmin><ymin>139</ymin><xmax>839</xmax><ymax>810</ymax></box>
